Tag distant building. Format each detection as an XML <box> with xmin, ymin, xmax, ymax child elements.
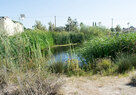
<box><xmin>123</xmin><ymin>26</ymin><xmax>136</xmax><ymax>32</ymax></box>
<box><xmin>0</xmin><ymin>16</ymin><xmax>24</xmax><ymax>35</ymax></box>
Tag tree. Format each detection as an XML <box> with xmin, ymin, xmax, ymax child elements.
<box><xmin>115</xmin><ymin>25</ymin><xmax>121</xmax><ymax>32</ymax></box>
<box><xmin>33</xmin><ymin>20</ymin><xmax>47</xmax><ymax>31</ymax></box>
<box><xmin>92</xmin><ymin>22</ymin><xmax>95</xmax><ymax>27</ymax></box>
<box><xmin>110</xmin><ymin>27</ymin><xmax>115</xmax><ymax>32</ymax></box>
<box><xmin>65</xmin><ymin>17</ymin><xmax>72</xmax><ymax>32</ymax></box>
<box><xmin>92</xmin><ymin>22</ymin><xmax>97</xmax><ymax>27</ymax></box>
<box><xmin>80</xmin><ymin>22</ymin><xmax>84</xmax><ymax>27</ymax></box>
<box><xmin>95</xmin><ymin>22</ymin><xmax>97</xmax><ymax>26</ymax></box>
<box><xmin>65</xmin><ymin>17</ymin><xmax>78</xmax><ymax>32</ymax></box>
<box><xmin>48</xmin><ymin>22</ymin><xmax>55</xmax><ymax>32</ymax></box>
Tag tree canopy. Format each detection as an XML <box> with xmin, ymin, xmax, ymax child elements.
<box><xmin>33</xmin><ymin>20</ymin><xmax>47</xmax><ymax>31</ymax></box>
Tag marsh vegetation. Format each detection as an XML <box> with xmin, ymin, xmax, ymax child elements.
<box><xmin>1</xmin><ymin>19</ymin><xmax>136</xmax><ymax>94</ymax></box>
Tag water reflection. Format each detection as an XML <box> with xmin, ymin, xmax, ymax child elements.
<box><xmin>48</xmin><ymin>45</ymin><xmax>83</xmax><ymax>64</ymax></box>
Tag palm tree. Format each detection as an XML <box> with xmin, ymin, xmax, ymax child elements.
<box><xmin>67</xmin><ymin>17</ymin><xmax>72</xmax><ymax>32</ymax></box>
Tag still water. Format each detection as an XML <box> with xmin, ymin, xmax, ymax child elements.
<box><xmin>48</xmin><ymin>45</ymin><xmax>83</xmax><ymax>64</ymax></box>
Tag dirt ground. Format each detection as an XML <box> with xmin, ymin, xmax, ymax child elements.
<box><xmin>58</xmin><ymin>73</ymin><xmax>136</xmax><ymax>95</ymax></box>
<box><xmin>0</xmin><ymin>72</ymin><xmax>136</xmax><ymax>95</ymax></box>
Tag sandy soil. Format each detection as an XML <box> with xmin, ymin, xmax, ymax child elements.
<box><xmin>0</xmin><ymin>72</ymin><xmax>136</xmax><ymax>95</ymax></box>
<box><xmin>58</xmin><ymin>73</ymin><xmax>136</xmax><ymax>95</ymax></box>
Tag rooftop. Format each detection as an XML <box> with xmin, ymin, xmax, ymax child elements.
<box><xmin>0</xmin><ymin>16</ymin><xmax>9</xmax><ymax>18</ymax></box>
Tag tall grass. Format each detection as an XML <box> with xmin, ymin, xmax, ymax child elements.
<box><xmin>22</xmin><ymin>29</ymin><xmax>54</xmax><ymax>50</ymax></box>
<box><xmin>0</xmin><ymin>29</ymin><xmax>55</xmax><ymax>72</ymax></box>
<box><xmin>52</xmin><ymin>32</ymin><xmax>84</xmax><ymax>45</ymax></box>
<box><xmin>80</xmin><ymin>26</ymin><xmax>111</xmax><ymax>40</ymax></box>
<box><xmin>80</xmin><ymin>32</ymin><xmax>136</xmax><ymax>63</ymax></box>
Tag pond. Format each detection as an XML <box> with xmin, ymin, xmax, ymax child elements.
<box><xmin>48</xmin><ymin>45</ymin><xmax>84</xmax><ymax>64</ymax></box>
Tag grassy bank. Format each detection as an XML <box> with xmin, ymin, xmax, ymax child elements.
<box><xmin>79</xmin><ymin>32</ymin><xmax>136</xmax><ymax>63</ymax></box>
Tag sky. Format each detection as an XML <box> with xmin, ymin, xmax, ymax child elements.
<box><xmin>0</xmin><ymin>0</ymin><xmax>136</xmax><ymax>28</ymax></box>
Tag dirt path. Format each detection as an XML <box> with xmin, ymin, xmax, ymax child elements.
<box><xmin>58</xmin><ymin>73</ymin><xmax>136</xmax><ymax>95</ymax></box>
<box><xmin>1</xmin><ymin>72</ymin><xmax>136</xmax><ymax>95</ymax></box>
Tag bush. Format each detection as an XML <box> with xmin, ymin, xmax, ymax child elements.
<box><xmin>128</xmin><ymin>55</ymin><xmax>136</xmax><ymax>68</ymax></box>
<box><xmin>95</xmin><ymin>59</ymin><xmax>112</xmax><ymax>71</ymax></box>
<box><xmin>65</xmin><ymin>59</ymin><xmax>80</xmax><ymax>72</ymax></box>
<box><xmin>94</xmin><ymin>58</ymin><xmax>112</xmax><ymax>75</ymax></box>
<box><xmin>49</xmin><ymin>62</ymin><xmax>65</xmax><ymax>73</ymax></box>
<box><xmin>116</xmin><ymin>54</ymin><xmax>135</xmax><ymax>73</ymax></box>
<box><xmin>65</xmin><ymin>59</ymin><xmax>85</xmax><ymax>76</ymax></box>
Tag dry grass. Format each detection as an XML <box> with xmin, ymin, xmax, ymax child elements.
<box><xmin>0</xmin><ymin>71</ymin><xmax>64</xmax><ymax>95</ymax></box>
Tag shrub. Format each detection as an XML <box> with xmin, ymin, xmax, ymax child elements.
<box><xmin>66</xmin><ymin>59</ymin><xmax>80</xmax><ymax>72</ymax></box>
<box><xmin>49</xmin><ymin>62</ymin><xmax>65</xmax><ymax>73</ymax></box>
<box><xmin>128</xmin><ymin>55</ymin><xmax>136</xmax><ymax>68</ymax></box>
<box><xmin>95</xmin><ymin>59</ymin><xmax>112</xmax><ymax>71</ymax></box>
<box><xmin>94</xmin><ymin>58</ymin><xmax>112</xmax><ymax>75</ymax></box>
<box><xmin>116</xmin><ymin>54</ymin><xmax>134</xmax><ymax>73</ymax></box>
<box><xmin>65</xmin><ymin>59</ymin><xmax>85</xmax><ymax>76</ymax></box>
